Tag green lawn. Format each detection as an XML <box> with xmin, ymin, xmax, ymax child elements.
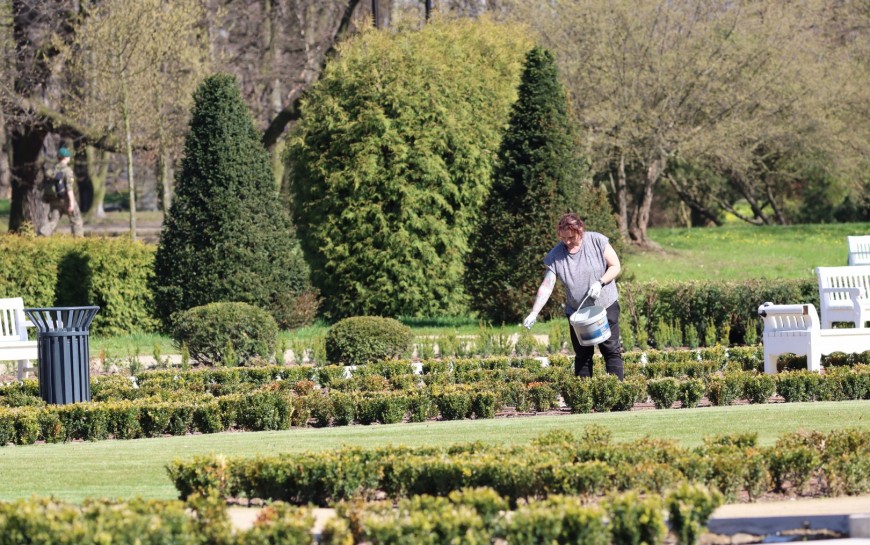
<box><xmin>0</xmin><ymin>401</ymin><xmax>867</xmax><ymax>502</ymax></box>
<box><xmin>627</xmin><ymin>222</ymin><xmax>870</xmax><ymax>283</ymax></box>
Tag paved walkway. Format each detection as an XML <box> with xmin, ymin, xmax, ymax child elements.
<box><xmin>708</xmin><ymin>494</ymin><xmax>870</xmax><ymax>538</ymax></box>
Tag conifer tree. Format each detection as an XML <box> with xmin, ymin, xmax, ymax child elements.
<box><xmin>466</xmin><ymin>47</ymin><xmax>620</xmax><ymax>324</ymax></box>
<box><xmin>152</xmin><ymin>74</ymin><xmax>311</xmax><ymax>330</ymax></box>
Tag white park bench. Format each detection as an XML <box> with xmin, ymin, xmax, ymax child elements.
<box><xmin>758</xmin><ymin>302</ymin><xmax>870</xmax><ymax>374</ymax></box>
<box><xmin>0</xmin><ymin>297</ymin><xmax>37</xmax><ymax>380</ymax></box>
<box><xmin>815</xmin><ymin>265</ymin><xmax>870</xmax><ymax>328</ymax></box>
<box><xmin>847</xmin><ymin>235</ymin><xmax>870</xmax><ymax>266</ymax></box>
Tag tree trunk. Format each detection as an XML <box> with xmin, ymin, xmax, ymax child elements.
<box><xmin>122</xmin><ymin>77</ymin><xmax>137</xmax><ymax>241</ymax></box>
<box><xmin>157</xmin><ymin>147</ymin><xmax>172</xmax><ymax>213</ymax></box>
<box><xmin>628</xmin><ymin>154</ymin><xmax>665</xmax><ymax>245</ymax></box>
<box><xmin>85</xmin><ymin>145</ymin><xmax>110</xmax><ymax>220</ymax></box>
<box><xmin>615</xmin><ymin>152</ymin><xmax>628</xmax><ymax>239</ymax></box>
<box><xmin>0</xmin><ymin>122</ymin><xmax>10</xmax><ymax>200</ymax></box>
<box><xmin>9</xmin><ymin>128</ymin><xmax>48</xmax><ymax>233</ymax></box>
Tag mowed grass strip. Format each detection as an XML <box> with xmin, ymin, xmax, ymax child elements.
<box><xmin>627</xmin><ymin>222</ymin><xmax>870</xmax><ymax>283</ymax></box>
<box><xmin>0</xmin><ymin>400</ymin><xmax>867</xmax><ymax>502</ymax></box>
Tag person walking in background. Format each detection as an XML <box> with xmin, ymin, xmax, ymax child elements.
<box><xmin>523</xmin><ymin>212</ymin><xmax>624</xmax><ymax>380</ymax></box>
<box><xmin>40</xmin><ymin>146</ymin><xmax>83</xmax><ymax>237</ymax></box>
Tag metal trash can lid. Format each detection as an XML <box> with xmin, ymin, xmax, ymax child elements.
<box><xmin>24</xmin><ymin>306</ymin><xmax>100</xmax><ymax>334</ymax></box>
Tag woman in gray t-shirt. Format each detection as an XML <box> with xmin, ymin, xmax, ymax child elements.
<box><xmin>522</xmin><ymin>213</ymin><xmax>624</xmax><ymax>380</ymax></box>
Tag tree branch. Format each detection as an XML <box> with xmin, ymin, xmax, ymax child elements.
<box><xmin>261</xmin><ymin>0</ymin><xmax>361</xmax><ymax>148</ymax></box>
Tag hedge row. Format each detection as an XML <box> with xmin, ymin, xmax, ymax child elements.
<box><xmin>619</xmin><ymin>278</ymin><xmax>817</xmax><ymax>349</ymax></box>
<box><xmin>331</xmin><ymin>484</ymin><xmax>721</xmax><ymax>545</ymax></box>
<box><xmin>0</xmin><ymin>388</ymin><xmax>297</xmax><ymax>445</ymax></box>
<box><xmin>0</xmin><ymin>485</ymin><xmax>722</xmax><ymax>545</ymax></box>
<box><xmin>0</xmin><ymin>235</ymin><xmax>157</xmax><ymax>335</ymax></box>
<box><xmin>2</xmin><ymin>366</ymin><xmax>869</xmax><ymax>446</ymax></box>
<box><xmin>168</xmin><ymin>427</ymin><xmax>870</xmax><ymax>506</ymax></box>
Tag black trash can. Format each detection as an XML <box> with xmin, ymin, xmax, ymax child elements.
<box><xmin>24</xmin><ymin>306</ymin><xmax>100</xmax><ymax>405</ymax></box>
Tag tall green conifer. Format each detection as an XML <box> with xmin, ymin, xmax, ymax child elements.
<box><xmin>466</xmin><ymin>47</ymin><xmax>620</xmax><ymax>323</ymax></box>
<box><xmin>152</xmin><ymin>74</ymin><xmax>311</xmax><ymax>330</ymax></box>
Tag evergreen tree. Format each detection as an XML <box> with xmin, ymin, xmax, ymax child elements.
<box><xmin>287</xmin><ymin>17</ymin><xmax>532</xmax><ymax>319</ymax></box>
<box><xmin>466</xmin><ymin>47</ymin><xmax>620</xmax><ymax>324</ymax></box>
<box><xmin>152</xmin><ymin>74</ymin><xmax>311</xmax><ymax>330</ymax></box>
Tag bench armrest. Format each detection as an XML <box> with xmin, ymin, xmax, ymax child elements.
<box><xmin>758</xmin><ymin>303</ymin><xmax>812</xmax><ymax>317</ymax></box>
<box><xmin>819</xmin><ymin>286</ymin><xmax>864</xmax><ymax>300</ymax></box>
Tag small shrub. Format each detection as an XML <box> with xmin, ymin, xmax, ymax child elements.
<box><xmin>562</xmin><ymin>378</ymin><xmax>593</xmax><ymax>413</ymax></box>
<box><xmin>607</xmin><ymin>491</ymin><xmax>667</xmax><ymax>545</ymax></box>
<box><xmin>705</xmin><ymin>374</ymin><xmax>743</xmax><ymax>406</ymax></box>
<box><xmin>330</xmin><ymin>392</ymin><xmax>357</xmax><ymax>426</ymax></box>
<box><xmin>436</xmin><ymin>388</ymin><xmax>472</xmax><ymax>420</ymax></box>
<box><xmin>666</xmin><ymin>483</ymin><xmax>724</xmax><ymax>545</ymax></box>
<box><xmin>172</xmin><ymin>302</ymin><xmax>279</xmax><ymax>366</ymax></box>
<box><xmin>471</xmin><ymin>390</ymin><xmax>499</xmax><ymax>419</ymax></box>
<box><xmin>407</xmin><ymin>392</ymin><xmax>435</xmax><ymax>422</ymax></box>
<box><xmin>743</xmin><ymin>373</ymin><xmax>776</xmax><ymax>404</ymax></box>
<box><xmin>325</xmin><ymin>316</ymin><xmax>413</xmax><ymax>366</ymax></box>
<box><xmin>679</xmin><ymin>378</ymin><xmax>705</xmax><ymax>409</ymax></box>
<box><xmin>590</xmin><ymin>375</ymin><xmax>620</xmax><ymax>412</ymax></box>
<box><xmin>647</xmin><ymin>378</ymin><xmax>680</xmax><ymax>409</ymax></box>
<box><xmin>527</xmin><ymin>382</ymin><xmax>558</xmax><ymax>412</ymax></box>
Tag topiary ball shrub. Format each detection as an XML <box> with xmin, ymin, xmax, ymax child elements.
<box><xmin>172</xmin><ymin>302</ymin><xmax>278</xmax><ymax>366</ymax></box>
<box><xmin>325</xmin><ymin>316</ymin><xmax>413</xmax><ymax>366</ymax></box>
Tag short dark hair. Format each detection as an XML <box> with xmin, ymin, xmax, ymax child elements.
<box><xmin>557</xmin><ymin>213</ymin><xmax>585</xmax><ymax>235</ymax></box>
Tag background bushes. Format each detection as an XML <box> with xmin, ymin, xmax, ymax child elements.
<box><xmin>287</xmin><ymin>17</ymin><xmax>533</xmax><ymax>319</ymax></box>
<box><xmin>0</xmin><ymin>235</ymin><xmax>156</xmax><ymax>335</ymax></box>
<box><xmin>620</xmin><ymin>278</ymin><xmax>817</xmax><ymax>348</ymax></box>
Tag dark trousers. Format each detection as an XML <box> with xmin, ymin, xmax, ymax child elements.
<box><xmin>569</xmin><ymin>301</ymin><xmax>624</xmax><ymax>380</ymax></box>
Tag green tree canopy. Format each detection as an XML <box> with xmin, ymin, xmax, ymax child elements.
<box><xmin>287</xmin><ymin>16</ymin><xmax>533</xmax><ymax>319</ymax></box>
<box><xmin>152</xmin><ymin>74</ymin><xmax>311</xmax><ymax>330</ymax></box>
<box><xmin>466</xmin><ymin>46</ymin><xmax>620</xmax><ymax>324</ymax></box>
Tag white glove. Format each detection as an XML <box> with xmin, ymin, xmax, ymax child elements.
<box><xmin>587</xmin><ymin>281</ymin><xmax>603</xmax><ymax>299</ymax></box>
<box><xmin>522</xmin><ymin>313</ymin><xmax>538</xmax><ymax>330</ymax></box>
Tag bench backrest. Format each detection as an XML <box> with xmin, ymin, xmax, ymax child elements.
<box><xmin>0</xmin><ymin>297</ymin><xmax>29</xmax><ymax>342</ymax></box>
<box><xmin>758</xmin><ymin>302</ymin><xmax>818</xmax><ymax>333</ymax></box>
<box><xmin>816</xmin><ymin>265</ymin><xmax>870</xmax><ymax>305</ymax></box>
<box><xmin>847</xmin><ymin>235</ymin><xmax>870</xmax><ymax>266</ymax></box>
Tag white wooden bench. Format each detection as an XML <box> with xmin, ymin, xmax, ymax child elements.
<box><xmin>847</xmin><ymin>235</ymin><xmax>870</xmax><ymax>266</ymax></box>
<box><xmin>815</xmin><ymin>265</ymin><xmax>870</xmax><ymax>328</ymax></box>
<box><xmin>0</xmin><ymin>297</ymin><xmax>37</xmax><ymax>380</ymax></box>
<box><xmin>758</xmin><ymin>302</ymin><xmax>870</xmax><ymax>374</ymax></box>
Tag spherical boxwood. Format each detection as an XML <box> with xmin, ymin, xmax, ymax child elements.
<box><xmin>325</xmin><ymin>316</ymin><xmax>413</xmax><ymax>366</ymax></box>
<box><xmin>172</xmin><ymin>302</ymin><xmax>278</xmax><ymax>366</ymax></box>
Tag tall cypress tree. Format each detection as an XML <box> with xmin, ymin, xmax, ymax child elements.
<box><xmin>466</xmin><ymin>47</ymin><xmax>620</xmax><ymax>324</ymax></box>
<box><xmin>152</xmin><ymin>74</ymin><xmax>311</xmax><ymax>330</ymax></box>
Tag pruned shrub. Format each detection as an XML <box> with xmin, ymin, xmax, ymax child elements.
<box><xmin>679</xmin><ymin>378</ymin><xmax>705</xmax><ymax>409</ymax></box>
<box><xmin>743</xmin><ymin>373</ymin><xmax>776</xmax><ymax>404</ymax></box>
<box><xmin>325</xmin><ymin>316</ymin><xmax>413</xmax><ymax>366</ymax></box>
<box><xmin>172</xmin><ymin>302</ymin><xmax>279</xmax><ymax>365</ymax></box>
<box><xmin>647</xmin><ymin>378</ymin><xmax>680</xmax><ymax>409</ymax></box>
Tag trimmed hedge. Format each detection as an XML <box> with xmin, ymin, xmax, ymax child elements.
<box><xmin>168</xmin><ymin>428</ymin><xmax>870</xmax><ymax>506</ymax></box>
<box><xmin>0</xmin><ymin>235</ymin><xmax>157</xmax><ymax>335</ymax></box>
<box><xmin>325</xmin><ymin>316</ymin><xmax>414</xmax><ymax>365</ymax></box>
<box><xmin>0</xmin><ymin>488</ymin><xmax>720</xmax><ymax>545</ymax></box>
<box><xmin>172</xmin><ymin>302</ymin><xmax>279</xmax><ymax>365</ymax></box>
<box><xmin>620</xmin><ymin>279</ymin><xmax>817</xmax><ymax>348</ymax></box>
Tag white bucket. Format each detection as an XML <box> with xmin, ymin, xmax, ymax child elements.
<box><xmin>569</xmin><ymin>305</ymin><xmax>611</xmax><ymax>346</ymax></box>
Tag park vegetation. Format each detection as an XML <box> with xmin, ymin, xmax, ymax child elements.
<box><xmin>466</xmin><ymin>46</ymin><xmax>620</xmax><ymax>324</ymax></box>
<box><xmin>152</xmin><ymin>74</ymin><xmax>312</xmax><ymax>331</ymax></box>
<box><xmin>287</xmin><ymin>16</ymin><xmax>533</xmax><ymax>319</ymax></box>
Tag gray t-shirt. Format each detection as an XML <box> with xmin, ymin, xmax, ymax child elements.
<box><xmin>544</xmin><ymin>231</ymin><xmax>618</xmax><ymax>315</ymax></box>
